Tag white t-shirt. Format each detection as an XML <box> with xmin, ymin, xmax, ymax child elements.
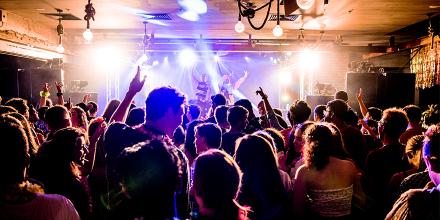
<box><xmin>0</xmin><ymin>193</ymin><xmax>80</xmax><ymax>220</ymax></box>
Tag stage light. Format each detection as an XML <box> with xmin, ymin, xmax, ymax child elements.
<box><xmin>178</xmin><ymin>10</ymin><xmax>199</xmax><ymax>21</ymax></box>
<box><xmin>152</xmin><ymin>60</ymin><xmax>159</xmax><ymax>66</ymax></box>
<box><xmin>95</xmin><ymin>47</ymin><xmax>121</xmax><ymax>71</ymax></box>
<box><xmin>214</xmin><ymin>54</ymin><xmax>220</xmax><ymax>62</ymax></box>
<box><xmin>278</xmin><ymin>71</ymin><xmax>292</xmax><ymax>85</ymax></box>
<box><xmin>282</xmin><ymin>93</ymin><xmax>290</xmax><ymax>102</ymax></box>
<box><xmin>179</xmin><ymin>49</ymin><xmax>197</xmax><ymax>66</ymax></box>
<box><xmin>300</xmin><ymin>49</ymin><xmax>319</xmax><ymax>70</ymax></box>
<box><xmin>178</xmin><ymin>0</ymin><xmax>207</xmax><ymax>15</ymax></box>
<box><xmin>244</xmin><ymin>56</ymin><xmax>250</xmax><ymax>62</ymax></box>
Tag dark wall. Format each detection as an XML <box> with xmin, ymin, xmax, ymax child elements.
<box><xmin>0</xmin><ymin>54</ymin><xmax>60</xmax><ymax>105</ymax></box>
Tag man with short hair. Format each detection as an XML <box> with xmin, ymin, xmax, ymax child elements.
<box><xmin>214</xmin><ymin>105</ymin><xmax>230</xmax><ymax>133</ymax></box>
<box><xmin>287</xmin><ymin>100</ymin><xmax>311</xmax><ymax>127</ymax></box>
<box><xmin>386</xmin><ymin>125</ymin><xmax>440</xmax><ymax>220</ymax></box>
<box><xmin>194</xmin><ymin>123</ymin><xmax>222</xmax><ymax>154</ymax></box>
<box><xmin>313</xmin><ymin>104</ymin><xmax>326</xmax><ymax>122</ymax></box>
<box><xmin>4</xmin><ymin>98</ymin><xmax>30</xmax><ymax>119</ymax></box>
<box><xmin>87</xmin><ymin>101</ymin><xmax>98</xmax><ymax>121</ymax></box>
<box><xmin>205</xmin><ymin>94</ymin><xmax>227</xmax><ymax>124</ymax></box>
<box><xmin>103</xmin><ymin>68</ymin><xmax>190</xmax><ymax>219</ymax></box>
<box><xmin>235</xmin><ymin>99</ymin><xmax>262</xmax><ymax>133</ymax></box>
<box><xmin>186</xmin><ymin>104</ymin><xmax>201</xmax><ymax>122</ymax></box>
<box><xmin>334</xmin><ymin>90</ymin><xmax>348</xmax><ymax>102</ymax></box>
<box><xmin>44</xmin><ymin>105</ymin><xmax>72</xmax><ymax>140</ymax></box>
<box><xmin>400</xmin><ymin>105</ymin><xmax>424</xmax><ymax>145</ymax></box>
<box><xmin>221</xmin><ymin>106</ymin><xmax>248</xmax><ymax>156</ymax></box>
<box><xmin>364</xmin><ymin>108</ymin><xmax>410</xmax><ymax>219</ymax></box>
<box><xmin>325</xmin><ymin>99</ymin><xmax>367</xmax><ymax>170</ymax></box>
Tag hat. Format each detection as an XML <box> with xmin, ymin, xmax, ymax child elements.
<box><xmin>211</xmin><ymin>94</ymin><xmax>226</xmax><ymax>105</ymax></box>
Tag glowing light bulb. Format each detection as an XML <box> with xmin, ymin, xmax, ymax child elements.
<box><xmin>273</xmin><ymin>25</ymin><xmax>283</xmax><ymax>37</ymax></box>
<box><xmin>56</xmin><ymin>44</ymin><xmax>64</xmax><ymax>53</ymax></box>
<box><xmin>83</xmin><ymin>29</ymin><xmax>94</xmax><ymax>41</ymax></box>
<box><xmin>235</xmin><ymin>20</ymin><xmax>245</xmax><ymax>33</ymax></box>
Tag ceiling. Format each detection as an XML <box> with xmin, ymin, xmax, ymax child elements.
<box><xmin>0</xmin><ymin>0</ymin><xmax>439</xmax><ymax>47</ymax></box>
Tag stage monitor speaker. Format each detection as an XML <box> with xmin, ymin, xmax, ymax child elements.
<box><xmin>306</xmin><ymin>95</ymin><xmax>333</xmax><ymax>120</ymax></box>
<box><xmin>346</xmin><ymin>72</ymin><xmax>415</xmax><ymax>113</ymax></box>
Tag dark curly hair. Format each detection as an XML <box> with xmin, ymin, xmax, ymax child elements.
<box><xmin>303</xmin><ymin>123</ymin><xmax>334</xmax><ymax>170</ymax></box>
<box><xmin>4</xmin><ymin>98</ymin><xmax>29</xmax><ymax>118</ymax></box>
<box><xmin>288</xmin><ymin>100</ymin><xmax>311</xmax><ymax>126</ymax></box>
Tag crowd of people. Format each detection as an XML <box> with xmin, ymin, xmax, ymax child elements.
<box><xmin>0</xmin><ymin>67</ymin><xmax>439</xmax><ymax>220</ymax></box>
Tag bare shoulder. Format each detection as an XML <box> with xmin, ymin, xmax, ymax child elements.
<box><xmin>294</xmin><ymin>164</ymin><xmax>309</xmax><ymax>180</ymax></box>
<box><xmin>330</xmin><ymin>157</ymin><xmax>357</xmax><ymax>172</ymax></box>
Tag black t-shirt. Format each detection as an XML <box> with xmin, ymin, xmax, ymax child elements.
<box><xmin>221</xmin><ymin>131</ymin><xmax>245</xmax><ymax>156</ymax></box>
<box><xmin>103</xmin><ymin>122</ymin><xmax>190</xmax><ymax>219</ymax></box>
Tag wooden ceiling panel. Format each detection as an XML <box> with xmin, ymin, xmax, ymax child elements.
<box><xmin>0</xmin><ymin>0</ymin><xmax>438</xmax><ymax>46</ymax></box>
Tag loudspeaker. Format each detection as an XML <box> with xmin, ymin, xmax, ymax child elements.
<box><xmin>346</xmin><ymin>72</ymin><xmax>379</xmax><ymax>114</ymax></box>
<box><xmin>346</xmin><ymin>72</ymin><xmax>415</xmax><ymax>112</ymax></box>
<box><xmin>306</xmin><ymin>95</ymin><xmax>333</xmax><ymax>120</ymax></box>
<box><xmin>377</xmin><ymin>72</ymin><xmax>415</xmax><ymax>108</ymax></box>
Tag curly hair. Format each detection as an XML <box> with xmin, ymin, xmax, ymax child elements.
<box><xmin>4</xmin><ymin>98</ymin><xmax>29</xmax><ymax>118</ymax></box>
<box><xmin>6</xmin><ymin>112</ymin><xmax>39</xmax><ymax>158</ymax></box>
<box><xmin>303</xmin><ymin>123</ymin><xmax>334</xmax><ymax>170</ymax></box>
<box><xmin>70</xmin><ymin>106</ymin><xmax>88</xmax><ymax>132</ymax></box>
<box><xmin>288</xmin><ymin>100</ymin><xmax>311</xmax><ymax>125</ymax></box>
<box><xmin>0</xmin><ymin>116</ymin><xmax>29</xmax><ymax>185</ymax></box>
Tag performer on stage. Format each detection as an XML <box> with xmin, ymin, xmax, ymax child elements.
<box><xmin>196</xmin><ymin>74</ymin><xmax>210</xmax><ymax>101</ymax></box>
<box><xmin>219</xmin><ymin>70</ymin><xmax>248</xmax><ymax>104</ymax></box>
<box><xmin>191</xmin><ymin>73</ymin><xmax>211</xmax><ymax>117</ymax></box>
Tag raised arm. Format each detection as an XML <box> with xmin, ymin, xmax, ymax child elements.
<box><xmin>55</xmin><ymin>81</ymin><xmax>64</xmax><ymax>106</ymax></box>
<box><xmin>39</xmin><ymin>83</ymin><xmax>50</xmax><ymax>108</ymax></box>
<box><xmin>83</xmin><ymin>118</ymin><xmax>106</xmax><ymax>176</ymax></box>
<box><xmin>109</xmin><ymin>66</ymin><xmax>146</xmax><ymax>123</ymax></box>
<box><xmin>256</xmin><ymin>87</ymin><xmax>283</xmax><ymax>130</ymax></box>
<box><xmin>233</xmin><ymin>70</ymin><xmax>248</xmax><ymax>90</ymax></box>
<box><xmin>357</xmin><ymin>88</ymin><xmax>368</xmax><ymax>118</ymax></box>
<box><xmin>82</xmin><ymin>93</ymin><xmax>91</xmax><ymax>104</ymax></box>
